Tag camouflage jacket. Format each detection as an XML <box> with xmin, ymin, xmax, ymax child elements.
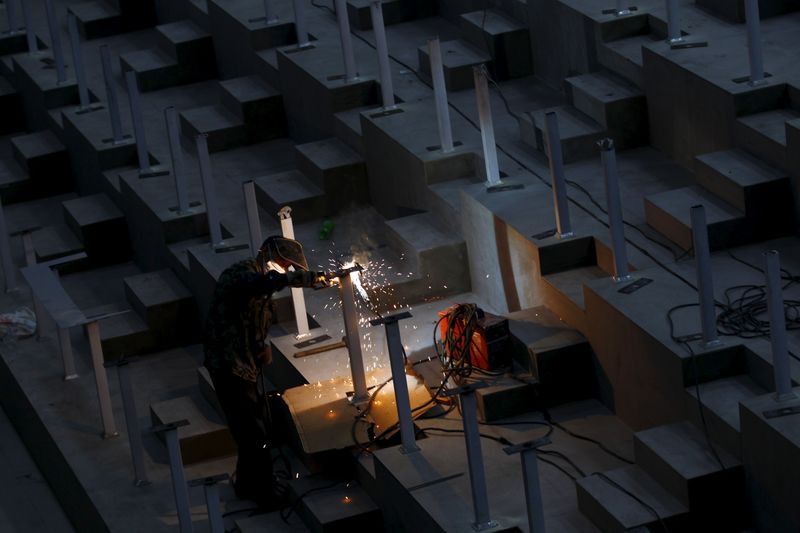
<box><xmin>204</xmin><ymin>259</ymin><xmax>289</xmax><ymax>382</ymax></box>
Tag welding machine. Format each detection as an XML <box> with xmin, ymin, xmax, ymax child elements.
<box><xmin>437</xmin><ymin>304</ymin><xmax>512</xmax><ymax>372</ymax></box>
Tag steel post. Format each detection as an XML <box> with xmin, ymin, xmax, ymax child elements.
<box><xmin>544</xmin><ymin>112</ymin><xmax>573</xmax><ymax>238</ymax></box>
<box><xmin>598</xmin><ymin>139</ymin><xmax>630</xmax><ymax>281</ymax></box>
<box><xmin>745</xmin><ymin>0</ymin><xmax>765</xmax><ymax>85</ymax></box>
<box><xmin>116</xmin><ymin>360</ymin><xmax>149</xmax><ymax>486</ymax></box>
<box><xmin>521</xmin><ymin>451</ymin><xmax>546</xmax><ymax>533</ymax></box>
<box><xmin>278</xmin><ymin>207</ymin><xmax>310</xmax><ymax>338</ymax></box>
<box><xmin>370</xmin><ymin>1</ymin><xmax>395</xmax><ymax>108</ymax></box>
<box><xmin>125</xmin><ymin>71</ymin><xmax>152</xmax><ymax>172</ymax></box>
<box><xmin>5</xmin><ymin>0</ymin><xmax>18</xmax><ymax>35</ymax></box>
<box><xmin>86</xmin><ymin>321</ymin><xmax>118</xmax><ymax>438</ymax></box>
<box><xmin>163</xmin><ymin>426</ymin><xmax>194</xmax><ymax>533</ymax></box>
<box><xmin>243</xmin><ymin>181</ymin><xmax>262</xmax><ymax>255</ymax></box>
<box><xmin>666</xmin><ymin>0</ymin><xmax>682</xmax><ymax>43</ymax></box>
<box><xmin>374</xmin><ymin>312</ymin><xmax>418</xmax><ymax>453</ymax></box>
<box><xmin>340</xmin><ymin>272</ymin><xmax>369</xmax><ymax>403</ymax></box>
<box><xmin>67</xmin><ymin>13</ymin><xmax>90</xmax><ymax>110</ymax></box>
<box><xmin>335</xmin><ymin>0</ymin><xmax>358</xmax><ymax>81</ymax></box>
<box><xmin>690</xmin><ymin>205</ymin><xmax>721</xmax><ymax>348</ymax></box>
<box><xmin>292</xmin><ymin>0</ymin><xmax>309</xmax><ymax>47</ymax></box>
<box><xmin>428</xmin><ymin>38</ymin><xmax>454</xmax><ymax>153</ymax></box>
<box><xmin>100</xmin><ymin>45</ymin><xmax>125</xmax><ymax>144</ymax></box>
<box><xmin>43</xmin><ymin>0</ymin><xmax>67</xmax><ymax>83</ymax></box>
<box><xmin>57</xmin><ymin>327</ymin><xmax>78</xmax><ymax>380</ymax></box>
<box><xmin>195</xmin><ymin>134</ymin><xmax>224</xmax><ymax>247</ymax></box>
<box><xmin>204</xmin><ymin>482</ymin><xmax>224</xmax><ymax>533</ymax></box>
<box><xmin>473</xmin><ymin>67</ymin><xmax>501</xmax><ymax>187</ymax></box>
<box><xmin>262</xmin><ymin>0</ymin><xmax>276</xmax><ymax>23</ymax></box>
<box><xmin>0</xmin><ymin>197</ymin><xmax>16</xmax><ymax>292</ymax></box>
<box><xmin>764</xmin><ymin>250</ymin><xmax>795</xmax><ymax>400</ymax></box>
<box><xmin>165</xmin><ymin>107</ymin><xmax>189</xmax><ymax>213</ymax></box>
<box><xmin>460</xmin><ymin>389</ymin><xmax>496</xmax><ymax>530</ymax></box>
<box><xmin>20</xmin><ymin>0</ymin><xmax>36</xmax><ymax>52</ymax></box>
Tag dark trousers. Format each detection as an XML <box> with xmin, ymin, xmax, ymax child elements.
<box><xmin>209</xmin><ymin>370</ymin><xmax>275</xmax><ymax>502</ymax></box>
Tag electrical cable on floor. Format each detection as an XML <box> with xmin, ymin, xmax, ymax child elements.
<box><xmin>592</xmin><ymin>472</ymin><xmax>671</xmax><ymax>533</ymax></box>
<box><xmin>666</xmin><ymin>304</ymin><xmax>729</xmax><ymax>472</ymax></box>
<box><xmin>280</xmin><ymin>480</ymin><xmax>348</xmax><ymax>523</ymax></box>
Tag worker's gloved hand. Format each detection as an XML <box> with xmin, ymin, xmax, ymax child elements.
<box><xmin>286</xmin><ymin>270</ymin><xmax>329</xmax><ymax>289</ymax></box>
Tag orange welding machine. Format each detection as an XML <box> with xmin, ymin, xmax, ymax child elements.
<box><xmin>437</xmin><ymin>304</ymin><xmax>512</xmax><ymax>372</ymax></box>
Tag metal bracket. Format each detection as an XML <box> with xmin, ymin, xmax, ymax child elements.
<box><xmin>188</xmin><ymin>473</ymin><xmax>230</xmax><ymax>487</ymax></box>
<box><xmin>442</xmin><ymin>381</ymin><xmax>489</xmax><ymax>398</ymax></box>
<box><xmin>618</xmin><ymin>277</ymin><xmax>653</xmax><ymax>294</ymax></box>
<box><xmin>150</xmin><ymin>419</ymin><xmax>190</xmax><ymax>435</ymax></box>
<box><xmin>503</xmin><ymin>436</ymin><xmax>552</xmax><ymax>455</ymax></box>
<box><xmin>369</xmin><ymin>310</ymin><xmax>412</xmax><ymax>327</ymax></box>
<box><xmin>763</xmin><ymin>404</ymin><xmax>800</xmax><ymax>419</ymax></box>
<box><xmin>426</xmin><ymin>141</ymin><xmax>463</xmax><ymax>152</ymax></box>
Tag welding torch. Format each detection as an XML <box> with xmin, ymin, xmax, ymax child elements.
<box><xmin>316</xmin><ymin>263</ymin><xmax>364</xmax><ymax>289</ymax></box>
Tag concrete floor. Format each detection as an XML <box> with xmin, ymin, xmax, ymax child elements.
<box><xmin>0</xmin><ymin>405</ymin><xmax>74</xmax><ymax>533</ymax></box>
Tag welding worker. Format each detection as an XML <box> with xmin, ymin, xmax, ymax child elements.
<box><xmin>204</xmin><ymin>236</ymin><xmax>327</xmax><ymax>509</ymax></box>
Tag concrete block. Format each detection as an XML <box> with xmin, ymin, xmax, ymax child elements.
<box><xmin>475</xmin><ymin>377</ymin><xmax>537</xmax><ymax>422</ymax></box>
<box><xmin>0</xmin><ymin>75</ymin><xmax>24</xmax><ymax>135</ymax></box>
<box><xmin>576</xmin><ymin>466</ymin><xmax>690</xmax><ymax>531</ymax></box>
<box><xmin>597</xmin><ymin>34</ymin><xmax>659</xmax><ymax>89</ymax></box>
<box><xmin>150</xmin><ymin>393</ymin><xmax>236</xmax><ymax>465</ymax></box>
<box><xmin>31</xmin><ymin>225</ymin><xmax>85</xmax><ymax>265</ymax></box>
<box><xmin>694</xmin><ymin>148</ymin><xmax>789</xmax><ymax>212</ymax></box>
<box><xmin>565</xmin><ymin>70</ymin><xmax>648</xmax><ymax>148</ymax></box>
<box><xmin>68</xmin><ymin>1</ymin><xmax>124</xmax><ymax>39</ymax></box>
<box><xmin>333</xmin><ymin>106</ymin><xmax>370</xmax><ymax>156</ymax></box>
<box><xmin>276</xmin><ymin>44</ymin><xmax>378</xmax><ymax>142</ymax></box>
<box><xmin>384</xmin><ymin>211</ymin><xmax>470</xmax><ymax>293</ymax></box>
<box><xmin>360</xmin><ymin>100</ymin><xmax>480</xmax><ymax>219</ymax></box>
<box><xmin>740</xmin><ymin>389</ymin><xmax>800</xmax><ymax>533</ymax></box>
<box><xmin>0</xmin><ymin>30</ymin><xmax>29</xmax><ymax>57</ymax></box>
<box><xmin>459</xmin><ymin>9</ymin><xmax>532</xmax><ymax>79</ymax></box>
<box><xmin>207</xmin><ymin>0</ymin><xmax>296</xmax><ymax>79</ymax></box>
<box><xmin>287</xmin><ymin>475</ymin><xmax>382</xmax><ymax>533</ymax></box>
<box><xmin>734</xmin><ymin>108</ymin><xmax>799</xmax><ymax>172</ymax></box>
<box><xmin>156</xmin><ymin>20</ymin><xmax>214</xmax><ymax>65</ymax></box>
<box><xmin>506</xmin><ymin>305</ymin><xmax>593</xmax><ymax>406</ymax></box>
<box><xmin>219</xmin><ymin>75</ymin><xmax>286</xmax><ymax>141</ymax></box>
<box><xmin>186</xmin><ymin>240</ymin><xmax>253</xmax><ymax>321</ymax></box>
<box><xmin>643</xmin><ymin>186</ymin><xmax>744</xmax><ymax>251</ymax></box>
<box><xmin>98</xmin><ymin>310</ymin><xmax>154</xmax><ymax>359</ymax></box>
<box><xmin>346</xmin><ymin>0</ymin><xmax>407</xmax><ymax>30</ymax></box>
<box><xmin>519</xmin><ymin>105</ymin><xmax>605</xmax><ymax>163</ymax></box>
<box><xmin>11</xmin><ymin>130</ymin><xmax>69</xmax><ymax>181</ymax></box>
<box><xmin>197</xmin><ymin>366</ymin><xmax>223</xmax><ymax>419</ymax></box>
<box><xmin>295</xmin><ymin>138</ymin><xmax>369</xmax><ymax>207</ymax></box>
<box><xmin>62</xmin><ymin>193</ymin><xmax>131</xmax><ymax>265</ymax></box>
<box><xmin>236</xmin><ymin>512</ymin><xmax>309</xmax><ymax>532</ymax></box>
<box><xmin>633</xmin><ymin>421</ymin><xmax>744</xmax><ymax>527</ymax></box>
<box><xmin>60</xmin><ymin>108</ymin><xmax>137</xmax><ymax>195</ymax></box>
<box><xmin>118</xmin><ymin>173</ymin><xmax>211</xmax><ymax>271</ymax></box>
<box><xmin>123</xmin><ymin>269</ymin><xmax>198</xmax><ymax>345</ymax></box>
<box><xmin>685</xmin><ymin>374</ymin><xmax>766</xmax><ymax>460</ymax></box>
<box><xmin>417</xmin><ymin>39</ymin><xmax>491</xmax><ymax>92</ymax></box>
<box><xmin>254</xmin><ymin>170</ymin><xmax>329</xmax><ymax>223</ymax></box>
<box><xmin>179</xmin><ymin>105</ymin><xmax>248</xmax><ymax>153</ymax></box>
<box><xmin>11</xmin><ymin>54</ymin><xmax>78</xmax><ymax>130</ymax></box>
<box><xmin>119</xmin><ymin>48</ymin><xmax>182</xmax><ymax>92</ymax></box>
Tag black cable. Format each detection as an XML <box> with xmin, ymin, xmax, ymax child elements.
<box><xmin>280</xmin><ymin>480</ymin><xmax>347</xmax><ymax>523</ymax></box>
<box><xmin>666</xmin><ymin>304</ymin><xmax>728</xmax><ymax>471</ymax></box>
<box><xmin>593</xmin><ymin>472</ymin><xmax>671</xmax><ymax>533</ymax></box>
<box><xmin>550</xmin><ymin>420</ymin><xmax>635</xmax><ymax>465</ymax></box>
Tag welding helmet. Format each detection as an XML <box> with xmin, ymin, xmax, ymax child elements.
<box><xmin>258</xmin><ymin>236</ymin><xmax>309</xmax><ymax>272</ymax></box>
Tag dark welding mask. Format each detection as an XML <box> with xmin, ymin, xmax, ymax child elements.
<box><xmin>258</xmin><ymin>236</ymin><xmax>309</xmax><ymax>272</ymax></box>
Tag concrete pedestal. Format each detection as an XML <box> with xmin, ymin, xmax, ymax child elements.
<box><xmin>11</xmin><ymin>54</ymin><xmax>79</xmax><ymax>130</ymax></box>
<box><xmin>360</xmin><ymin>99</ymin><xmax>480</xmax><ymax>219</ymax></box>
<box><xmin>277</xmin><ymin>43</ymin><xmax>378</xmax><ymax>142</ymax></box>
